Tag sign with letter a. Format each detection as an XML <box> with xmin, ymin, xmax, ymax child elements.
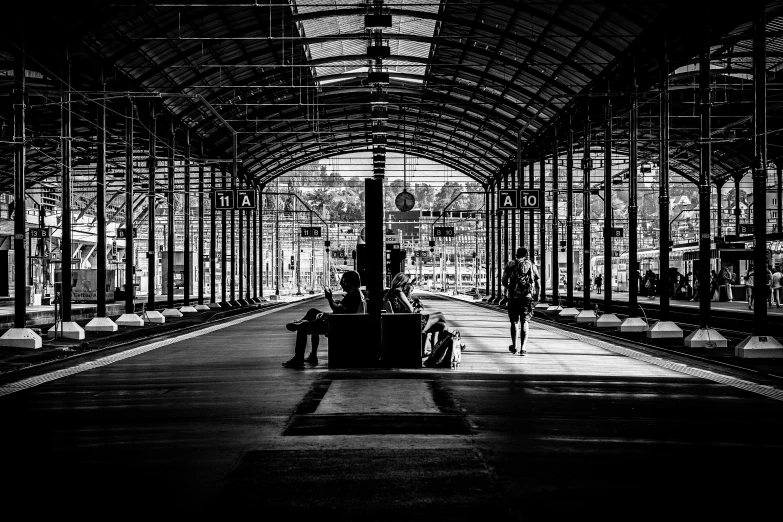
<box><xmin>498</xmin><ymin>190</ymin><xmax>517</xmax><ymax>209</ymax></box>
<box><xmin>236</xmin><ymin>189</ymin><xmax>256</xmax><ymax>210</ymax></box>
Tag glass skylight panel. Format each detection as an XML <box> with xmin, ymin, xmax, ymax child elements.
<box><xmin>291</xmin><ymin>0</ymin><xmax>441</xmax><ymax>86</ymax></box>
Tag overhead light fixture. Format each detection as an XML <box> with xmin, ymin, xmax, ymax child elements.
<box><xmin>367</xmin><ymin>44</ymin><xmax>391</xmax><ymax>59</ymax></box>
<box><xmin>371</xmin><ymin>106</ymin><xmax>388</xmax><ymax>120</ymax></box>
<box><xmin>370</xmin><ymin>92</ymin><xmax>389</xmax><ymax>105</ymax></box>
<box><xmin>368</xmin><ymin>69</ymin><xmax>390</xmax><ymax>85</ymax></box>
<box><xmin>365</xmin><ymin>14</ymin><xmax>392</xmax><ymax>29</ymax></box>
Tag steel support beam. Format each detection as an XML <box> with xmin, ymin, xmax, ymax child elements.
<box><xmin>753</xmin><ymin>9</ymin><xmax>768</xmax><ymax>335</ymax></box>
<box><xmin>604</xmin><ymin>102</ymin><xmax>612</xmax><ymax>312</ymax></box>
<box><xmin>583</xmin><ymin>120</ymin><xmax>592</xmax><ymax>311</ymax></box>
<box><xmin>96</xmin><ymin>77</ymin><xmax>107</xmax><ymax>318</ymax></box>
<box><xmin>167</xmin><ymin>123</ymin><xmax>175</xmax><ymax>308</ymax></box>
<box><xmin>184</xmin><ymin>130</ymin><xmax>191</xmax><ymax>306</ymax></box>
<box><xmin>125</xmin><ymin>99</ymin><xmax>134</xmax><ymax>314</ymax></box>
<box><xmin>552</xmin><ymin>129</ymin><xmax>559</xmax><ymax>304</ymax></box>
<box><xmin>566</xmin><ymin>118</ymin><xmax>574</xmax><ymax>307</ymax></box>
<box><xmin>62</xmin><ymin>59</ymin><xmax>73</xmax><ymax>321</ymax></box>
<box><xmin>699</xmin><ymin>48</ymin><xmax>713</xmax><ymax>329</ymax></box>
<box><xmin>629</xmin><ymin>90</ymin><xmax>639</xmax><ymax>317</ymax></box>
<box><xmin>539</xmin><ymin>145</ymin><xmax>546</xmax><ymax>302</ymax></box>
<box><xmin>659</xmin><ymin>53</ymin><xmax>671</xmax><ymax>321</ymax></box>
<box><xmin>147</xmin><ymin>106</ymin><xmax>157</xmax><ymax>310</ymax></box>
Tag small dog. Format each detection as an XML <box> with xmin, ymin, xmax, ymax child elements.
<box><xmin>450</xmin><ymin>331</ymin><xmax>464</xmax><ymax>369</ymax></box>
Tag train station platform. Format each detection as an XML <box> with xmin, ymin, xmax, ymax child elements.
<box><xmin>1</xmin><ymin>293</ymin><xmax>782</xmax><ymax>520</ymax></box>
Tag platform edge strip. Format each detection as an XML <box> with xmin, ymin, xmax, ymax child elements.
<box><xmin>0</xmin><ymin>300</ymin><xmax>304</xmax><ymax>397</ymax></box>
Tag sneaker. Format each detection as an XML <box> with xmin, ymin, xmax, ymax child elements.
<box><xmin>304</xmin><ymin>354</ymin><xmax>319</xmax><ymax>365</ymax></box>
<box><xmin>508</xmin><ymin>344</ymin><xmax>517</xmax><ymax>354</ymax></box>
<box><xmin>281</xmin><ymin>357</ymin><xmax>304</xmax><ymax>369</ymax></box>
<box><xmin>518</xmin><ymin>350</ymin><xmax>527</xmax><ymax>356</ymax></box>
<box><xmin>286</xmin><ymin>320</ymin><xmax>307</xmax><ymax>331</ymax></box>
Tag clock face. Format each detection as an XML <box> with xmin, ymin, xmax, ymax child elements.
<box><xmin>395</xmin><ymin>190</ymin><xmax>416</xmax><ymax>212</ymax></box>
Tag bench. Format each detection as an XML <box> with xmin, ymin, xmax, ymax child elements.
<box><xmin>327</xmin><ymin>313</ymin><xmax>422</xmax><ymax>369</ymax></box>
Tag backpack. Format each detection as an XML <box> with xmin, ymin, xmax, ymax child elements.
<box><xmin>509</xmin><ymin>259</ymin><xmax>533</xmax><ymax>299</ymax></box>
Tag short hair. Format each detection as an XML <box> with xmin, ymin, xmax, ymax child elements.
<box><xmin>340</xmin><ymin>270</ymin><xmax>361</xmax><ymax>289</ymax></box>
<box><xmin>516</xmin><ymin>247</ymin><xmax>528</xmax><ymax>259</ymax></box>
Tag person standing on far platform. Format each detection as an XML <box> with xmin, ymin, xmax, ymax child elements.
<box><xmin>766</xmin><ymin>266</ymin><xmax>774</xmax><ymax>307</ymax></box>
<box><xmin>720</xmin><ymin>264</ymin><xmax>733</xmax><ymax>302</ymax></box>
<box><xmin>502</xmin><ymin>247</ymin><xmax>540</xmax><ymax>356</ymax></box>
<box><xmin>772</xmin><ymin>266</ymin><xmax>782</xmax><ymax>308</ymax></box>
<box><xmin>595</xmin><ymin>274</ymin><xmax>603</xmax><ymax>294</ymax></box>
<box><xmin>745</xmin><ymin>265</ymin><xmax>755</xmax><ymax>310</ymax></box>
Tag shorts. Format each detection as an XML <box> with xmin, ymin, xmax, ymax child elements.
<box><xmin>508</xmin><ymin>297</ymin><xmax>534</xmax><ymax>323</ymax></box>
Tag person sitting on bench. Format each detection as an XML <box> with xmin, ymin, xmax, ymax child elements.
<box><xmin>385</xmin><ymin>272</ymin><xmax>447</xmax><ymax>356</ymax></box>
<box><xmin>282</xmin><ymin>270</ymin><xmax>364</xmax><ymax>369</ymax></box>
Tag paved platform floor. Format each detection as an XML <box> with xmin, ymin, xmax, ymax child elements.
<box><xmin>1</xmin><ymin>294</ymin><xmax>782</xmax><ymax>520</ymax></box>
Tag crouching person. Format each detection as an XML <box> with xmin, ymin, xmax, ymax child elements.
<box><xmin>282</xmin><ymin>270</ymin><xmax>364</xmax><ymax>369</ymax></box>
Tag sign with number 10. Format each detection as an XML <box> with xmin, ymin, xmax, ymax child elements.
<box><xmin>497</xmin><ymin>189</ymin><xmax>543</xmax><ymax>210</ymax></box>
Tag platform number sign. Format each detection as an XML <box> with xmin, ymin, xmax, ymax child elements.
<box><xmin>519</xmin><ymin>190</ymin><xmax>542</xmax><ymax>210</ymax></box>
<box><xmin>498</xmin><ymin>189</ymin><xmax>543</xmax><ymax>210</ymax></box>
<box><xmin>498</xmin><ymin>190</ymin><xmax>517</xmax><ymax>209</ymax></box>
<box><xmin>213</xmin><ymin>190</ymin><xmax>235</xmax><ymax>210</ymax></box>
<box><xmin>738</xmin><ymin>223</ymin><xmax>754</xmax><ymax>235</ymax></box>
<box><xmin>607</xmin><ymin>227</ymin><xmax>624</xmax><ymax>238</ymax></box>
<box><xmin>300</xmin><ymin>227</ymin><xmax>322</xmax><ymax>237</ymax></box>
<box><xmin>236</xmin><ymin>189</ymin><xmax>256</xmax><ymax>209</ymax></box>
<box><xmin>434</xmin><ymin>226</ymin><xmax>455</xmax><ymax>238</ymax></box>
<box><xmin>117</xmin><ymin>228</ymin><xmax>138</xmax><ymax>239</ymax></box>
<box><xmin>29</xmin><ymin>227</ymin><xmax>50</xmax><ymax>238</ymax></box>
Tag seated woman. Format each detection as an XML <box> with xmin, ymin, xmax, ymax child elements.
<box><xmin>282</xmin><ymin>270</ymin><xmax>364</xmax><ymax>369</ymax></box>
<box><xmin>385</xmin><ymin>272</ymin><xmax>448</xmax><ymax>356</ymax></box>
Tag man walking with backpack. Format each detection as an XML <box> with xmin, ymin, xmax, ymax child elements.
<box><xmin>502</xmin><ymin>247</ymin><xmax>541</xmax><ymax>356</ymax></box>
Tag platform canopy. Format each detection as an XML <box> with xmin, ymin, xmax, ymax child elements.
<box><xmin>1</xmin><ymin>1</ymin><xmax>782</xmax><ymax>191</ymax></box>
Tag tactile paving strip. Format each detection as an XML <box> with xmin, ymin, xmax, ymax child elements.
<box><xmin>0</xmin><ymin>301</ymin><xmax>303</xmax><ymax>397</ymax></box>
<box><xmin>532</xmin><ymin>321</ymin><xmax>783</xmax><ymax>402</ymax></box>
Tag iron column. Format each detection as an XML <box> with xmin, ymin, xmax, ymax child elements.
<box><xmin>61</xmin><ymin>57</ymin><xmax>73</xmax><ymax>321</ymax></box>
<box><xmin>566</xmin><ymin>118</ymin><xmax>574</xmax><ymax>307</ymax></box>
<box><xmin>583</xmin><ymin>119</ymin><xmax>592</xmax><ymax>310</ymax></box>
<box><xmin>659</xmin><ymin>51</ymin><xmax>671</xmax><ymax>321</ymax></box>
<box><xmin>699</xmin><ymin>47</ymin><xmax>713</xmax><ymax>328</ymax></box>
<box><xmin>12</xmin><ymin>50</ymin><xmax>26</xmax><ymax>327</ymax></box>
<box><xmin>167</xmin><ymin>122</ymin><xmax>175</xmax><ymax>309</ymax></box>
<box><xmin>124</xmin><ymin>99</ymin><xmax>134</xmax><ymax>314</ymax></box>
<box><xmin>552</xmin><ymin>129</ymin><xmax>559</xmax><ymax>304</ymax></box>
<box><xmin>183</xmin><ymin>130</ymin><xmax>191</xmax><ymax>306</ymax></box>
<box><xmin>629</xmin><ymin>88</ymin><xmax>639</xmax><ymax>316</ymax></box>
<box><xmin>753</xmin><ymin>7</ymin><xmax>768</xmax><ymax>334</ymax></box>
<box><xmin>604</xmin><ymin>101</ymin><xmax>612</xmax><ymax>311</ymax></box>
<box><xmin>96</xmin><ymin>75</ymin><xmax>107</xmax><ymax>318</ymax></box>
<box><xmin>147</xmin><ymin>105</ymin><xmax>157</xmax><ymax>310</ymax></box>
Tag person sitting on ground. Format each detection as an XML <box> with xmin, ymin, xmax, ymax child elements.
<box><xmin>282</xmin><ymin>270</ymin><xmax>364</xmax><ymax>369</ymax></box>
<box><xmin>385</xmin><ymin>272</ymin><xmax>448</xmax><ymax>355</ymax></box>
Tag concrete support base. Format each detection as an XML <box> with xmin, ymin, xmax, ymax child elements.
<box><xmin>545</xmin><ymin>305</ymin><xmax>563</xmax><ymax>318</ymax></box>
<box><xmin>229</xmin><ymin>300</ymin><xmax>242</xmax><ymax>307</ymax></box>
<box><xmin>618</xmin><ymin>317</ymin><xmax>648</xmax><ymax>333</ymax></box>
<box><xmin>684</xmin><ymin>328</ymin><xmax>728</xmax><ymax>348</ymax></box>
<box><xmin>143</xmin><ymin>310</ymin><xmax>166</xmax><ymax>324</ymax></box>
<box><xmin>575</xmin><ymin>310</ymin><xmax>597</xmax><ymax>325</ymax></box>
<box><xmin>534</xmin><ymin>303</ymin><xmax>550</xmax><ymax>315</ymax></box>
<box><xmin>47</xmin><ymin>321</ymin><xmax>86</xmax><ymax>340</ymax></box>
<box><xmin>596</xmin><ymin>313</ymin><xmax>623</xmax><ymax>328</ymax></box>
<box><xmin>207</xmin><ymin>302</ymin><xmax>222</xmax><ymax>310</ymax></box>
<box><xmin>735</xmin><ymin>335</ymin><xmax>783</xmax><ymax>358</ymax></box>
<box><xmin>558</xmin><ymin>307</ymin><xmax>580</xmax><ymax>322</ymax></box>
<box><xmin>194</xmin><ymin>304</ymin><xmax>211</xmax><ymax>311</ymax></box>
<box><xmin>85</xmin><ymin>317</ymin><xmax>118</xmax><ymax>333</ymax></box>
<box><xmin>162</xmin><ymin>308</ymin><xmax>183</xmax><ymax>318</ymax></box>
<box><xmin>179</xmin><ymin>306</ymin><xmax>199</xmax><ymax>314</ymax></box>
<box><xmin>0</xmin><ymin>328</ymin><xmax>43</xmax><ymax>349</ymax></box>
<box><xmin>237</xmin><ymin>299</ymin><xmax>249</xmax><ymax>307</ymax></box>
<box><xmin>116</xmin><ymin>313</ymin><xmax>145</xmax><ymax>327</ymax></box>
<box><xmin>646</xmin><ymin>321</ymin><xmax>684</xmax><ymax>339</ymax></box>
